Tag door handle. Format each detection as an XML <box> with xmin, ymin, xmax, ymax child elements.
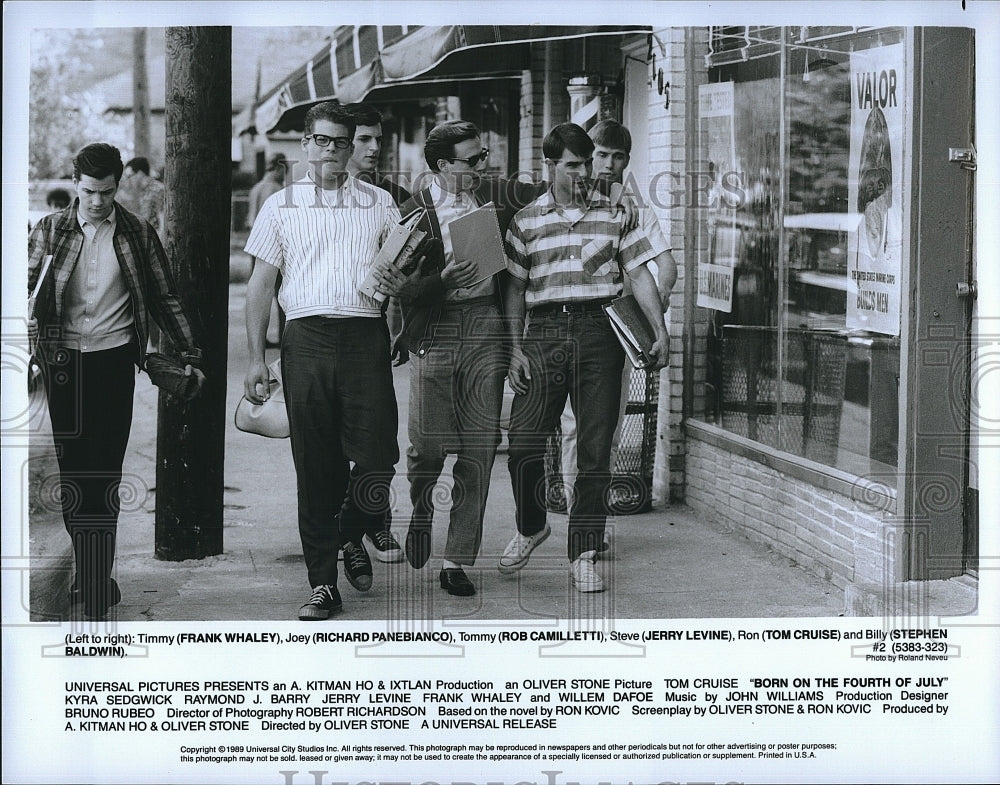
<box><xmin>955</xmin><ymin>281</ymin><xmax>978</xmax><ymax>300</ymax></box>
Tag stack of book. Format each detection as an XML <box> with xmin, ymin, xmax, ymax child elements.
<box><xmin>359</xmin><ymin>208</ymin><xmax>427</xmax><ymax>303</ymax></box>
<box><xmin>604</xmin><ymin>295</ymin><xmax>657</xmax><ymax>369</ymax></box>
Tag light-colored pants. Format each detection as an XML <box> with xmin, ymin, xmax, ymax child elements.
<box><xmin>407</xmin><ymin>302</ymin><xmax>506</xmax><ymax>566</ymax></box>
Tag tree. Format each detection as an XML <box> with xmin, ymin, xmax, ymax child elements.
<box><xmin>154</xmin><ymin>27</ymin><xmax>232</xmax><ymax>560</ymax></box>
<box><xmin>29</xmin><ymin>30</ymin><xmax>131</xmax><ymax>179</ymax></box>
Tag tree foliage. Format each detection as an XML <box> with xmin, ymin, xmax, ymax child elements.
<box><xmin>29</xmin><ymin>30</ymin><xmax>131</xmax><ymax>179</ymax></box>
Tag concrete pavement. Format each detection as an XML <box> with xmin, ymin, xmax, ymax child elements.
<box><xmin>27</xmin><ymin>250</ymin><xmax>846</xmax><ymax>622</ymax></box>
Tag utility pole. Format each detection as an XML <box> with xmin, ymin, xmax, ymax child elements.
<box><xmin>155</xmin><ymin>27</ymin><xmax>231</xmax><ymax>560</ymax></box>
<box><xmin>132</xmin><ymin>28</ymin><xmax>150</xmax><ymax>157</ymax></box>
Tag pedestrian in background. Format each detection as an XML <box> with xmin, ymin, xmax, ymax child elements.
<box><xmin>117</xmin><ymin>156</ymin><xmax>165</xmax><ymax>237</ymax></box>
<box><xmin>46</xmin><ymin>188</ymin><xmax>71</xmax><ymax>211</ymax></box>
<box><xmin>247</xmin><ymin>152</ymin><xmax>288</xmax><ymax>347</ymax></box>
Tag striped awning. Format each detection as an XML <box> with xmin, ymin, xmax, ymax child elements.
<box><xmin>252</xmin><ymin>25</ymin><xmax>650</xmax><ymax>134</ymax></box>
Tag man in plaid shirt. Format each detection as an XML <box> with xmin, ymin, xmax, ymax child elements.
<box><xmin>28</xmin><ymin>142</ymin><xmax>204</xmax><ymax>619</ymax></box>
<box><xmin>501</xmin><ymin>123</ymin><xmax>668</xmax><ymax>593</ymax></box>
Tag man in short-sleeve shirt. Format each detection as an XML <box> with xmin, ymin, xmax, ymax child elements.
<box><xmin>501</xmin><ymin>123</ymin><xmax>668</xmax><ymax>593</ymax></box>
<box><xmin>559</xmin><ymin>120</ymin><xmax>678</xmax><ymax>522</ymax></box>
<box><xmin>243</xmin><ymin>101</ymin><xmax>403</xmax><ymax>620</ymax></box>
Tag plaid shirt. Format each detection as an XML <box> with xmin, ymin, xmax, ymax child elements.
<box><xmin>504</xmin><ymin>188</ymin><xmax>655</xmax><ymax>309</ymax></box>
<box><xmin>28</xmin><ymin>200</ymin><xmax>201</xmax><ymax>368</ymax></box>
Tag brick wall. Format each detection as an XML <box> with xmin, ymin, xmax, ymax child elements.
<box><xmin>686</xmin><ymin>436</ymin><xmax>897</xmax><ymax>589</ymax></box>
<box><xmin>646</xmin><ymin>27</ymin><xmax>708</xmax><ymax>504</ymax></box>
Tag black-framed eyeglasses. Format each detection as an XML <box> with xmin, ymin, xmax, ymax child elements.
<box><xmin>305</xmin><ymin>134</ymin><xmax>352</xmax><ymax>149</ymax></box>
<box><xmin>449</xmin><ymin>149</ymin><xmax>490</xmax><ymax>167</ymax></box>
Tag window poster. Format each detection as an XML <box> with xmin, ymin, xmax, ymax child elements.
<box><xmin>846</xmin><ymin>42</ymin><xmax>905</xmax><ymax>336</ymax></box>
<box><xmin>2</xmin><ymin>5</ymin><xmax>999</xmax><ymax>785</ymax></box>
<box><xmin>697</xmin><ymin>80</ymin><xmax>737</xmax><ymax>312</ymax></box>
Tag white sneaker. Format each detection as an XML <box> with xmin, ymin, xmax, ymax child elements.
<box><xmin>498</xmin><ymin>524</ymin><xmax>551</xmax><ymax>574</ymax></box>
<box><xmin>570</xmin><ymin>551</ymin><xmax>605</xmax><ymax>593</ymax></box>
<box><xmin>596</xmin><ymin>529</ymin><xmax>612</xmax><ymax>559</ymax></box>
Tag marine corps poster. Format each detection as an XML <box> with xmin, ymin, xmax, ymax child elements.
<box><xmin>697</xmin><ymin>81</ymin><xmax>737</xmax><ymax>312</ymax></box>
<box><xmin>3</xmin><ymin>3</ymin><xmax>999</xmax><ymax>785</ymax></box>
<box><xmin>846</xmin><ymin>42</ymin><xmax>905</xmax><ymax>336</ymax></box>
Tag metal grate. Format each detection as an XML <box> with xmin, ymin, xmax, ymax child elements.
<box><xmin>721</xmin><ymin>326</ymin><xmax>847</xmax><ymax>464</ymax></box>
<box><xmin>545</xmin><ymin>368</ymin><xmax>660</xmax><ymax>516</ymax></box>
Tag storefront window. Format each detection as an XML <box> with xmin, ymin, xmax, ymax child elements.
<box><xmin>696</xmin><ymin>27</ymin><xmax>905</xmax><ymax>484</ymax></box>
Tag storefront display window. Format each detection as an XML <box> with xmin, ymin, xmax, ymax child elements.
<box><xmin>696</xmin><ymin>27</ymin><xmax>905</xmax><ymax>484</ymax></box>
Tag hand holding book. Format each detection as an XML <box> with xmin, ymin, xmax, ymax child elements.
<box><xmin>604</xmin><ymin>294</ymin><xmax>668</xmax><ymax>370</ymax></box>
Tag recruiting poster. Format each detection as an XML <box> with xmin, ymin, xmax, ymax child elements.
<box><xmin>697</xmin><ymin>80</ymin><xmax>737</xmax><ymax>311</ymax></box>
<box><xmin>846</xmin><ymin>42</ymin><xmax>905</xmax><ymax>336</ymax></box>
<box><xmin>3</xmin><ymin>5</ymin><xmax>1000</xmax><ymax>785</ymax></box>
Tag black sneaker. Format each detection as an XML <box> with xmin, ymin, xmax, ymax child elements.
<box><xmin>342</xmin><ymin>541</ymin><xmax>373</xmax><ymax>592</ymax></box>
<box><xmin>298</xmin><ymin>585</ymin><xmax>343</xmax><ymax>620</ymax></box>
<box><xmin>365</xmin><ymin>530</ymin><xmax>404</xmax><ymax>563</ymax></box>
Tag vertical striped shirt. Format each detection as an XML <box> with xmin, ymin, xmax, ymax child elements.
<box><xmin>504</xmin><ymin>188</ymin><xmax>655</xmax><ymax>308</ymax></box>
<box><xmin>244</xmin><ymin>175</ymin><xmax>402</xmax><ymax>319</ymax></box>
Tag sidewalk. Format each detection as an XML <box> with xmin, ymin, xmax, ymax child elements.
<box><xmin>28</xmin><ymin>251</ymin><xmax>846</xmax><ymax>622</ymax></box>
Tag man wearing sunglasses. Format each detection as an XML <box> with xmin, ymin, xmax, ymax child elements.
<box><xmin>243</xmin><ymin>101</ymin><xmax>410</xmax><ymax>620</ymax></box>
<box><xmin>386</xmin><ymin>120</ymin><xmax>546</xmax><ymax>597</ymax></box>
<box><xmin>501</xmin><ymin>123</ymin><xmax>668</xmax><ymax>594</ymax></box>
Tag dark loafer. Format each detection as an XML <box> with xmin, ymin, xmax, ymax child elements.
<box><xmin>405</xmin><ymin>524</ymin><xmax>432</xmax><ymax>569</ymax></box>
<box><xmin>439</xmin><ymin>567</ymin><xmax>476</xmax><ymax>597</ymax></box>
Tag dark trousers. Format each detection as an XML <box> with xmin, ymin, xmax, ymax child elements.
<box><xmin>407</xmin><ymin>302</ymin><xmax>506</xmax><ymax>566</ymax></box>
<box><xmin>45</xmin><ymin>344</ymin><xmax>136</xmax><ymax>610</ymax></box>
<box><xmin>507</xmin><ymin>310</ymin><xmax>625</xmax><ymax>560</ymax></box>
<box><xmin>281</xmin><ymin>317</ymin><xmax>399</xmax><ymax>588</ymax></box>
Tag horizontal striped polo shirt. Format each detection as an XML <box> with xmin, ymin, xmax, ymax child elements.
<box><xmin>244</xmin><ymin>174</ymin><xmax>402</xmax><ymax>319</ymax></box>
<box><xmin>504</xmin><ymin>188</ymin><xmax>655</xmax><ymax>309</ymax></box>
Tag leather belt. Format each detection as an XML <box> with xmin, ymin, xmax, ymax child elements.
<box><xmin>440</xmin><ymin>295</ymin><xmax>496</xmax><ymax>311</ymax></box>
<box><xmin>530</xmin><ymin>299</ymin><xmax>613</xmax><ymax>315</ymax></box>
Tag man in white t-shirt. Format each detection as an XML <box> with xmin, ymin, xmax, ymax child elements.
<box><xmin>243</xmin><ymin>101</ymin><xmax>410</xmax><ymax>620</ymax></box>
<box><xmin>558</xmin><ymin>120</ymin><xmax>677</xmax><ymax>542</ymax></box>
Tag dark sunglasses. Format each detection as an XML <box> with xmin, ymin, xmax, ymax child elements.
<box><xmin>449</xmin><ymin>149</ymin><xmax>490</xmax><ymax>167</ymax></box>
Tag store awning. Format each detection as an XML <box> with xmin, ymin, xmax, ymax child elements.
<box><xmin>253</xmin><ymin>25</ymin><xmax>650</xmax><ymax>134</ymax></box>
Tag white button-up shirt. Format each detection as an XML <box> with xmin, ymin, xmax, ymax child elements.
<box><xmin>244</xmin><ymin>175</ymin><xmax>402</xmax><ymax>320</ymax></box>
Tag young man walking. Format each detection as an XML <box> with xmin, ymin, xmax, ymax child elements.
<box><xmin>390</xmin><ymin>120</ymin><xmax>543</xmax><ymax>596</ymax></box>
<box><xmin>28</xmin><ymin>142</ymin><xmax>204</xmax><ymax>619</ymax></box>
<box><xmin>501</xmin><ymin>123</ymin><xmax>668</xmax><ymax>593</ymax></box>
<box><xmin>243</xmin><ymin>101</ymin><xmax>407</xmax><ymax>619</ymax></box>
<box><xmin>559</xmin><ymin>120</ymin><xmax>678</xmax><ymax>528</ymax></box>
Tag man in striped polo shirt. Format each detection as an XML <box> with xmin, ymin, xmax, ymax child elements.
<box><xmin>243</xmin><ymin>101</ymin><xmax>406</xmax><ymax>620</ymax></box>
<box><xmin>501</xmin><ymin>123</ymin><xmax>669</xmax><ymax>593</ymax></box>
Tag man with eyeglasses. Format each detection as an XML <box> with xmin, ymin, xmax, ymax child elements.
<box><xmin>501</xmin><ymin>122</ymin><xmax>668</xmax><ymax>593</ymax></box>
<box><xmin>243</xmin><ymin>101</ymin><xmax>411</xmax><ymax>620</ymax></box>
<box><xmin>385</xmin><ymin>120</ymin><xmax>545</xmax><ymax>597</ymax></box>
